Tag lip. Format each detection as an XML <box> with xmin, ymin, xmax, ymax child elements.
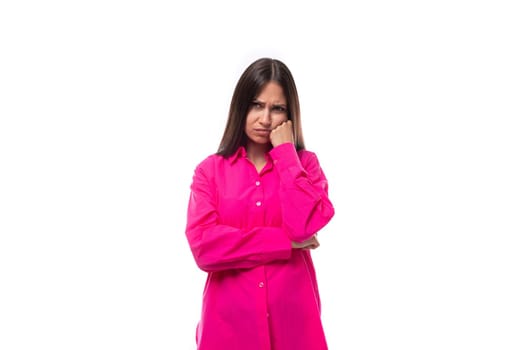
<box><xmin>254</xmin><ymin>129</ymin><xmax>271</xmax><ymax>134</ymax></box>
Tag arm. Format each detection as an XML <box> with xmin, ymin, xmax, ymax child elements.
<box><xmin>269</xmin><ymin>142</ymin><xmax>335</xmax><ymax>242</ymax></box>
<box><xmin>185</xmin><ymin>164</ymin><xmax>292</xmax><ymax>273</ymax></box>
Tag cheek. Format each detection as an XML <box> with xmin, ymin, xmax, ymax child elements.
<box><xmin>244</xmin><ymin>114</ymin><xmax>254</xmax><ymax>131</ymax></box>
<box><xmin>245</xmin><ymin>112</ymin><xmax>257</xmax><ymax>125</ymax></box>
<box><xmin>273</xmin><ymin>115</ymin><xmax>288</xmax><ymax>126</ymax></box>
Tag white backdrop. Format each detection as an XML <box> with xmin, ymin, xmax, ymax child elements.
<box><xmin>1</xmin><ymin>1</ymin><xmax>524</xmax><ymax>349</ymax></box>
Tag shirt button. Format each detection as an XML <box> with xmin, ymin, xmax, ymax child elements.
<box><xmin>258</xmin><ymin>282</ymin><xmax>264</xmax><ymax>288</ymax></box>
<box><xmin>255</xmin><ymin>180</ymin><xmax>261</xmax><ymax>186</ymax></box>
<box><xmin>255</xmin><ymin>201</ymin><xmax>261</xmax><ymax>207</ymax></box>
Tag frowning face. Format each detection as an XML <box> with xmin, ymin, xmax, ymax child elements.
<box><xmin>244</xmin><ymin>81</ymin><xmax>288</xmax><ymax>146</ymax></box>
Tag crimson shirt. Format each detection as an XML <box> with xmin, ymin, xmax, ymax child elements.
<box><xmin>185</xmin><ymin>142</ymin><xmax>335</xmax><ymax>349</ymax></box>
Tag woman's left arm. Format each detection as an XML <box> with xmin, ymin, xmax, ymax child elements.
<box><xmin>269</xmin><ymin>142</ymin><xmax>335</xmax><ymax>242</ymax></box>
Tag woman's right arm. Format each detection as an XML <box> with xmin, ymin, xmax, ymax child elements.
<box><xmin>185</xmin><ymin>164</ymin><xmax>292</xmax><ymax>273</ymax></box>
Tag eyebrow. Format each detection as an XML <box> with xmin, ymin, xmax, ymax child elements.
<box><xmin>252</xmin><ymin>99</ymin><xmax>287</xmax><ymax>108</ymax></box>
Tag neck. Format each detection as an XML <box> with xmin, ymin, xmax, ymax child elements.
<box><xmin>246</xmin><ymin>142</ymin><xmax>271</xmax><ymax>165</ymax></box>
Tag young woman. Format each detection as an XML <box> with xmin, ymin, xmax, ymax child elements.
<box><xmin>185</xmin><ymin>57</ymin><xmax>335</xmax><ymax>349</ymax></box>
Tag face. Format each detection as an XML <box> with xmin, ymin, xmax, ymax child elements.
<box><xmin>244</xmin><ymin>81</ymin><xmax>288</xmax><ymax>147</ymax></box>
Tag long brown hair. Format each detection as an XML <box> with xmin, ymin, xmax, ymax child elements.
<box><xmin>217</xmin><ymin>58</ymin><xmax>305</xmax><ymax>157</ymax></box>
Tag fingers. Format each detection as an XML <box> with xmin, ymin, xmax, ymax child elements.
<box><xmin>308</xmin><ymin>236</ymin><xmax>320</xmax><ymax>250</ymax></box>
<box><xmin>270</xmin><ymin>120</ymin><xmax>294</xmax><ymax>147</ymax></box>
<box><xmin>274</xmin><ymin>120</ymin><xmax>292</xmax><ymax>130</ymax></box>
<box><xmin>291</xmin><ymin>236</ymin><xmax>320</xmax><ymax>250</ymax></box>
<box><xmin>303</xmin><ymin>241</ymin><xmax>320</xmax><ymax>250</ymax></box>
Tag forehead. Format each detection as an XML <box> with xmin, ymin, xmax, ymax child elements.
<box><xmin>255</xmin><ymin>81</ymin><xmax>286</xmax><ymax>102</ymax></box>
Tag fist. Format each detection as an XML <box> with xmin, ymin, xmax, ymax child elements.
<box><xmin>270</xmin><ymin>120</ymin><xmax>294</xmax><ymax>147</ymax></box>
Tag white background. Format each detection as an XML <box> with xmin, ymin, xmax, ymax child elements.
<box><xmin>1</xmin><ymin>1</ymin><xmax>524</xmax><ymax>349</ymax></box>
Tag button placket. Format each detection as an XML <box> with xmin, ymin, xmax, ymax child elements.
<box><xmin>254</xmin><ymin>177</ymin><xmax>263</xmax><ymax>208</ymax></box>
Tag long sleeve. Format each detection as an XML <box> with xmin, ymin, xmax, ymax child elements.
<box><xmin>185</xmin><ymin>162</ymin><xmax>292</xmax><ymax>272</ymax></box>
<box><xmin>269</xmin><ymin>143</ymin><xmax>335</xmax><ymax>242</ymax></box>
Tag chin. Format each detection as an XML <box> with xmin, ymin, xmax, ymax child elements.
<box><xmin>250</xmin><ymin>136</ymin><xmax>269</xmax><ymax>144</ymax></box>
<box><xmin>248</xmin><ymin>138</ymin><xmax>271</xmax><ymax>147</ymax></box>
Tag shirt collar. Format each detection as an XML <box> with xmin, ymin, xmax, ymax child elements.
<box><xmin>227</xmin><ymin>146</ymin><xmax>247</xmax><ymax>165</ymax></box>
<box><xmin>226</xmin><ymin>146</ymin><xmax>274</xmax><ymax>168</ymax></box>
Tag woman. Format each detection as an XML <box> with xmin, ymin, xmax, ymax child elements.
<box><xmin>185</xmin><ymin>57</ymin><xmax>335</xmax><ymax>349</ymax></box>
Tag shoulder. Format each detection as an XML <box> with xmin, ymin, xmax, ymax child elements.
<box><xmin>297</xmin><ymin>148</ymin><xmax>320</xmax><ymax>165</ymax></box>
<box><xmin>297</xmin><ymin>148</ymin><xmax>317</xmax><ymax>158</ymax></box>
<box><xmin>194</xmin><ymin>153</ymin><xmax>224</xmax><ymax>171</ymax></box>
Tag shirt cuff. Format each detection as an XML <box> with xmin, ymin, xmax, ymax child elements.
<box><xmin>269</xmin><ymin>142</ymin><xmax>303</xmax><ymax>172</ymax></box>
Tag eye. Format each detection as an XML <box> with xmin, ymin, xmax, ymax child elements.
<box><xmin>272</xmin><ymin>105</ymin><xmax>287</xmax><ymax>113</ymax></box>
<box><xmin>251</xmin><ymin>101</ymin><xmax>263</xmax><ymax>110</ymax></box>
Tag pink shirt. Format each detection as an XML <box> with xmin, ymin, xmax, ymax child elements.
<box><xmin>185</xmin><ymin>142</ymin><xmax>335</xmax><ymax>350</ymax></box>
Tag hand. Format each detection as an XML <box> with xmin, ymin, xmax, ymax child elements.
<box><xmin>292</xmin><ymin>235</ymin><xmax>320</xmax><ymax>250</ymax></box>
<box><xmin>270</xmin><ymin>120</ymin><xmax>294</xmax><ymax>147</ymax></box>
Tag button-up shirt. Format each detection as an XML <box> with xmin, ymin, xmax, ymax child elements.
<box><xmin>185</xmin><ymin>142</ymin><xmax>335</xmax><ymax>350</ymax></box>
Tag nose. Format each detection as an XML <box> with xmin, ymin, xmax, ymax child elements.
<box><xmin>259</xmin><ymin>107</ymin><xmax>271</xmax><ymax>126</ymax></box>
